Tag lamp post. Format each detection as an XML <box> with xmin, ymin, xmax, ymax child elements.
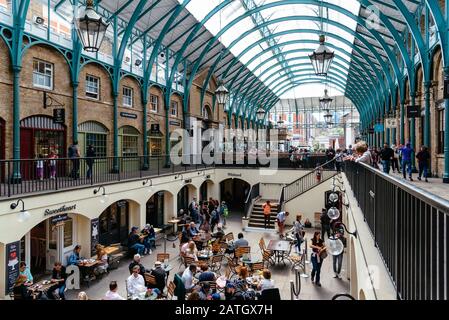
<box><xmin>215</xmin><ymin>82</ymin><xmax>230</xmax><ymax>108</ymax></box>
<box><xmin>309</xmin><ymin>35</ymin><xmax>335</xmax><ymax>76</ymax></box>
<box><xmin>75</xmin><ymin>0</ymin><xmax>110</xmax><ymax>53</ymax></box>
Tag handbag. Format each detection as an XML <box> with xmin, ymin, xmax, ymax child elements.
<box><xmin>319</xmin><ymin>249</ymin><xmax>328</xmax><ymax>260</ymax></box>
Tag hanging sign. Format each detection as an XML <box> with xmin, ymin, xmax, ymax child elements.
<box><xmin>53</xmin><ymin>108</ymin><xmax>65</xmax><ymax>124</ymax></box>
<box><xmin>374</xmin><ymin>124</ymin><xmax>384</xmax><ymax>133</ymax></box>
<box><xmin>91</xmin><ymin>218</ymin><xmax>99</xmax><ymax>256</ymax></box>
<box><xmin>5</xmin><ymin>241</ymin><xmax>20</xmax><ymax>295</ymax></box>
<box><xmin>385</xmin><ymin>118</ymin><xmax>398</xmax><ymax>129</ymax></box>
<box><xmin>407</xmin><ymin>105</ymin><xmax>421</xmax><ymax>118</ymax></box>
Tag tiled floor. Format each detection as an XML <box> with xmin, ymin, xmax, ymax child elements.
<box><xmin>66</xmin><ymin>214</ymin><xmax>349</xmax><ymax>300</ymax></box>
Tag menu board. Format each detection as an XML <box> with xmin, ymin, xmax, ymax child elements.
<box><xmin>5</xmin><ymin>241</ymin><xmax>20</xmax><ymax>295</ymax></box>
<box><xmin>91</xmin><ymin>218</ymin><xmax>99</xmax><ymax>256</ymax></box>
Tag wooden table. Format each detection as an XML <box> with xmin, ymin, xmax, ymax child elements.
<box><xmin>78</xmin><ymin>260</ymin><xmax>101</xmax><ymax>287</ymax></box>
<box><xmin>27</xmin><ymin>280</ymin><xmax>54</xmax><ymax>298</ymax></box>
<box><xmin>267</xmin><ymin>240</ymin><xmax>290</xmax><ymax>266</ymax></box>
<box><xmin>167</xmin><ymin>219</ymin><xmax>181</xmax><ymax>235</ymax></box>
<box><xmin>104</xmin><ymin>246</ymin><xmax>120</xmax><ymax>255</ymax></box>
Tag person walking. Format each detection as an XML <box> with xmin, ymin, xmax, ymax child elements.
<box><xmin>310</xmin><ymin>232</ymin><xmax>326</xmax><ymax>287</ymax></box>
<box><xmin>380</xmin><ymin>143</ymin><xmax>394</xmax><ymax>174</ymax></box>
<box><xmin>416</xmin><ymin>145</ymin><xmax>430</xmax><ymax>182</ymax></box>
<box><xmin>276</xmin><ymin>211</ymin><xmax>289</xmax><ymax>239</ymax></box>
<box><xmin>400</xmin><ymin>143</ymin><xmax>414</xmax><ymax>181</ymax></box>
<box><xmin>86</xmin><ymin>144</ymin><xmax>96</xmax><ymax>179</ymax></box>
<box><xmin>320</xmin><ymin>208</ymin><xmax>331</xmax><ymax>240</ymax></box>
<box><xmin>332</xmin><ymin>230</ymin><xmax>346</xmax><ymax>279</ymax></box>
<box><xmin>68</xmin><ymin>141</ymin><xmax>80</xmax><ymax>180</ymax></box>
<box><xmin>290</xmin><ymin>214</ymin><xmax>305</xmax><ymax>254</ymax></box>
<box><xmin>335</xmin><ymin>149</ymin><xmax>345</xmax><ymax>172</ymax></box>
<box><xmin>262</xmin><ymin>200</ymin><xmax>272</xmax><ymax>229</ymax></box>
<box><xmin>391</xmin><ymin>145</ymin><xmax>401</xmax><ymax>174</ymax></box>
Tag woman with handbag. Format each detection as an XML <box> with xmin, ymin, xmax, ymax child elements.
<box><xmin>310</xmin><ymin>231</ymin><xmax>327</xmax><ymax>287</ymax></box>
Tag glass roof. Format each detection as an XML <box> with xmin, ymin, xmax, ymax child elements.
<box><xmin>181</xmin><ymin>0</ymin><xmax>360</xmax><ymax>99</ymax></box>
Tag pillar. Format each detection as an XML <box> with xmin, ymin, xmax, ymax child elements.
<box><xmin>72</xmin><ymin>82</ymin><xmax>79</xmax><ymax>143</ymax></box>
<box><xmin>12</xmin><ymin>67</ymin><xmax>21</xmax><ymax>181</ymax></box>
<box><xmin>410</xmin><ymin>94</ymin><xmax>416</xmax><ymax>171</ymax></box>
<box><xmin>142</xmin><ymin>97</ymin><xmax>149</xmax><ymax>170</ymax></box>
<box><xmin>112</xmin><ymin>91</ymin><xmax>119</xmax><ymax>172</ymax></box>
<box><xmin>443</xmin><ymin>68</ymin><xmax>449</xmax><ymax>183</ymax></box>
<box><xmin>400</xmin><ymin>100</ymin><xmax>405</xmax><ymax>145</ymax></box>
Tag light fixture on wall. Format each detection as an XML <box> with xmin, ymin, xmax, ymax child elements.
<box><xmin>333</xmin><ymin>221</ymin><xmax>357</xmax><ymax>238</ymax></box>
<box><xmin>142</xmin><ymin>179</ymin><xmax>154</xmax><ymax>193</ymax></box>
<box><xmin>329</xmin><ymin>192</ymin><xmax>339</xmax><ymax>203</ymax></box>
<box><xmin>10</xmin><ymin>199</ymin><xmax>30</xmax><ymax>223</ymax></box>
<box><xmin>93</xmin><ymin>186</ymin><xmax>109</xmax><ymax>204</ymax></box>
<box><xmin>327</xmin><ymin>235</ymin><xmax>344</xmax><ymax>256</ymax></box>
<box><xmin>175</xmin><ymin>174</ymin><xmax>185</xmax><ymax>187</ymax></box>
<box><xmin>327</xmin><ymin>207</ymin><xmax>341</xmax><ymax>220</ymax></box>
<box><xmin>75</xmin><ymin>0</ymin><xmax>110</xmax><ymax>53</ymax></box>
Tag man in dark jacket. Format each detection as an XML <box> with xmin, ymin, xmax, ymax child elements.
<box><xmin>416</xmin><ymin>145</ymin><xmax>431</xmax><ymax>182</ymax></box>
<box><xmin>320</xmin><ymin>209</ymin><xmax>331</xmax><ymax>240</ymax></box>
<box><xmin>150</xmin><ymin>261</ymin><xmax>167</xmax><ymax>292</ymax></box>
<box><xmin>86</xmin><ymin>144</ymin><xmax>96</xmax><ymax>179</ymax></box>
<box><xmin>380</xmin><ymin>143</ymin><xmax>394</xmax><ymax>174</ymax></box>
<box><xmin>128</xmin><ymin>254</ymin><xmax>146</xmax><ymax>277</ymax></box>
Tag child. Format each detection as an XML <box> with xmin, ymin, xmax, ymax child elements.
<box><xmin>36</xmin><ymin>154</ymin><xmax>44</xmax><ymax>180</ymax></box>
<box><xmin>48</xmin><ymin>151</ymin><xmax>58</xmax><ymax>179</ymax></box>
<box><xmin>315</xmin><ymin>163</ymin><xmax>323</xmax><ymax>182</ymax></box>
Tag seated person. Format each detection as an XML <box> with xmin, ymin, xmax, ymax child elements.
<box><xmin>198</xmin><ymin>264</ymin><xmax>216</xmax><ymax>282</ymax></box>
<box><xmin>234</xmin><ymin>233</ymin><xmax>249</xmax><ymax>248</ymax></box>
<box><xmin>185</xmin><ymin>241</ymin><xmax>199</xmax><ymax>261</ymax></box>
<box><xmin>13</xmin><ymin>275</ymin><xmax>33</xmax><ymax>300</ymax></box>
<box><xmin>181</xmin><ymin>224</ymin><xmax>192</xmax><ymax>244</ymax></box>
<box><xmin>150</xmin><ymin>261</ymin><xmax>167</xmax><ymax>292</ymax></box>
<box><xmin>19</xmin><ymin>262</ymin><xmax>33</xmax><ymax>285</ymax></box>
<box><xmin>104</xmin><ymin>281</ymin><xmax>125</xmax><ymax>300</ymax></box>
<box><xmin>189</xmin><ymin>222</ymin><xmax>200</xmax><ymax>237</ymax></box>
<box><xmin>128</xmin><ymin>227</ymin><xmax>145</xmax><ymax>256</ymax></box>
<box><xmin>257</xmin><ymin>269</ymin><xmax>275</xmax><ymax>292</ymax></box>
<box><xmin>94</xmin><ymin>245</ymin><xmax>109</xmax><ymax>275</ymax></box>
<box><xmin>141</xmin><ymin>224</ymin><xmax>156</xmax><ymax>255</ymax></box>
<box><xmin>233</xmin><ymin>266</ymin><xmax>249</xmax><ymax>291</ymax></box>
<box><xmin>211</xmin><ymin>226</ymin><xmax>225</xmax><ymax>241</ymax></box>
<box><xmin>198</xmin><ymin>282</ymin><xmax>213</xmax><ymax>300</ymax></box>
<box><xmin>128</xmin><ymin>254</ymin><xmax>146</xmax><ymax>276</ymax></box>
<box><xmin>182</xmin><ymin>264</ymin><xmax>197</xmax><ymax>293</ymax></box>
<box><xmin>48</xmin><ymin>261</ymin><xmax>67</xmax><ymax>300</ymax></box>
<box><xmin>224</xmin><ymin>282</ymin><xmax>244</xmax><ymax>301</ymax></box>
<box><xmin>127</xmin><ymin>265</ymin><xmax>146</xmax><ymax>297</ymax></box>
<box><xmin>67</xmin><ymin>245</ymin><xmax>82</xmax><ymax>266</ymax></box>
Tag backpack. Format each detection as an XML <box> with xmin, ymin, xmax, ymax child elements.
<box><xmin>222</xmin><ymin>207</ymin><xmax>229</xmax><ymax>218</ymax></box>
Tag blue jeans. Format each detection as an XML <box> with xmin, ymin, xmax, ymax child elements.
<box><xmin>402</xmin><ymin>160</ymin><xmax>412</xmax><ymax>178</ymax></box>
<box><xmin>333</xmin><ymin>253</ymin><xmax>343</xmax><ymax>275</ymax></box>
<box><xmin>382</xmin><ymin>160</ymin><xmax>391</xmax><ymax>174</ymax></box>
<box><xmin>418</xmin><ymin>162</ymin><xmax>428</xmax><ymax>179</ymax></box>
<box><xmin>131</xmin><ymin>243</ymin><xmax>145</xmax><ymax>255</ymax></box>
<box><xmin>143</xmin><ymin>237</ymin><xmax>155</xmax><ymax>251</ymax></box>
<box><xmin>311</xmin><ymin>254</ymin><xmax>323</xmax><ymax>284</ymax></box>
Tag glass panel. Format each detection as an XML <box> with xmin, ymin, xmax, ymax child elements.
<box><xmin>123</xmin><ymin>87</ymin><xmax>133</xmax><ymax>107</ymax></box>
<box><xmin>33</xmin><ymin>60</ymin><xmax>53</xmax><ymax>89</ymax></box>
<box><xmin>149</xmin><ymin>138</ymin><xmax>162</xmax><ymax>157</ymax></box>
<box><xmin>49</xmin><ymin>224</ymin><xmax>57</xmax><ymax>250</ymax></box>
<box><xmin>121</xmin><ymin>135</ymin><xmax>138</xmax><ymax>157</ymax></box>
<box><xmin>34</xmin><ymin>130</ymin><xmax>64</xmax><ymax>158</ymax></box>
<box><xmin>63</xmin><ymin>218</ymin><xmax>73</xmax><ymax>248</ymax></box>
<box><xmin>150</xmin><ymin>94</ymin><xmax>158</xmax><ymax>112</ymax></box>
<box><xmin>86</xmin><ymin>133</ymin><xmax>107</xmax><ymax>157</ymax></box>
<box><xmin>86</xmin><ymin>75</ymin><xmax>99</xmax><ymax>99</ymax></box>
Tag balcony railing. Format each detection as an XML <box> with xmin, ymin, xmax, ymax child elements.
<box><xmin>344</xmin><ymin>161</ymin><xmax>449</xmax><ymax>300</ymax></box>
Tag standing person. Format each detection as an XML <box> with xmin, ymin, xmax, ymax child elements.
<box><xmin>36</xmin><ymin>154</ymin><xmax>44</xmax><ymax>181</ymax></box>
<box><xmin>220</xmin><ymin>201</ymin><xmax>229</xmax><ymax>228</ymax></box>
<box><xmin>391</xmin><ymin>145</ymin><xmax>401</xmax><ymax>173</ymax></box>
<box><xmin>326</xmin><ymin>148</ymin><xmax>336</xmax><ymax>168</ymax></box>
<box><xmin>310</xmin><ymin>232</ymin><xmax>326</xmax><ymax>287</ymax></box>
<box><xmin>400</xmin><ymin>143</ymin><xmax>414</xmax><ymax>181</ymax></box>
<box><xmin>320</xmin><ymin>208</ymin><xmax>331</xmax><ymax>240</ymax></box>
<box><xmin>350</xmin><ymin>141</ymin><xmax>372</xmax><ymax>165</ymax></box>
<box><xmin>262</xmin><ymin>200</ymin><xmax>272</xmax><ymax>229</ymax></box>
<box><xmin>290</xmin><ymin>214</ymin><xmax>305</xmax><ymax>254</ymax></box>
<box><xmin>210</xmin><ymin>206</ymin><xmax>220</xmax><ymax>233</ymax></box>
<box><xmin>416</xmin><ymin>146</ymin><xmax>431</xmax><ymax>182</ymax></box>
<box><xmin>335</xmin><ymin>149</ymin><xmax>345</xmax><ymax>172</ymax></box>
<box><xmin>86</xmin><ymin>144</ymin><xmax>96</xmax><ymax>179</ymax></box>
<box><xmin>48</xmin><ymin>151</ymin><xmax>58</xmax><ymax>179</ymax></box>
<box><xmin>333</xmin><ymin>230</ymin><xmax>346</xmax><ymax>279</ymax></box>
<box><xmin>48</xmin><ymin>262</ymin><xmax>67</xmax><ymax>300</ymax></box>
<box><xmin>68</xmin><ymin>141</ymin><xmax>80</xmax><ymax>180</ymax></box>
<box><xmin>315</xmin><ymin>163</ymin><xmax>323</xmax><ymax>182</ymax></box>
<box><xmin>276</xmin><ymin>211</ymin><xmax>289</xmax><ymax>239</ymax></box>
<box><xmin>380</xmin><ymin>143</ymin><xmax>394</xmax><ymax>174</ymax></box>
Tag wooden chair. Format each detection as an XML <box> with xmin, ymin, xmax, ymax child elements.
<box><xmin>212</xmin><ymin>242</ymin><xmax>223</xmax><ymax>255</ymax></box>
<box><xmin>226</xmin><ymin>256</ymin><xmax>240</xmax><ymax>280</ymax></box>
<box><xmin>209</xmin><ymin>254</ymin><xmax>224</xmax><ymax>274</ymax></box>
<box><xmin>157</xmin><ymin>253</ymin><xmax>170</xmax><ymax>262</ymax></box>
<box><xmin>259</xmin><ymin>238</ymin><xmax>266</xmax><ymax>252</ymax></box>
<box><xmin>183</xmin><ymin>256</ymin><xmax>195</xmax><ymax>268</ymax></box>
<box><xmin>144</xmin><ymin>273</ymin><xmax>157</xmax><ymax>287</ymax></box>
<box><xmin>262</xmin><ymin>249</ymin><xmax>275</xmax><ymax>268</ymax></box>
<box><xmin>166</xmin><ymin>281</ymin><xmax>176</xmax><ymax>300</ymax></box>
<box><xmin>250</xmin><ymin>262</ymin><xmax>264</xmax><ymax>275</ymax></box>
<box><xmin>225</xmin><ymin>232</ymin><xmax>234</xmax><ymax>243</ymax></box>
<box><xmin>224</xmin><ymin>266</ymin><xmax>231</xmax><ymax>279</ymax></box>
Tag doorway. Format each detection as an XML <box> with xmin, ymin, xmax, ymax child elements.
<box><xmin>220</xmin><ymin>178</ymin><xmax>251</xmax><ymax>213</ymax></box>
<box><xmin>99</xmin><ymin>200</ymin><xmax>129</xmax><ymax>246</ymax></box>
<box><xmin>147</xmin><ymin>192</ymin><xmax>165</xmax><ymax>227</ymax></box>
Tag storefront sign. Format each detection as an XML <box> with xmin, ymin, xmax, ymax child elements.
<box><xmin>407</xmin><ymin>105</ymin><xmax>420</xmax><ymax>118</ymax></box>
<box><xmin>91</xmin><ymin>218</ymin><xmax>99</xmax><ymax>256</ymax></box>
<box><xmin>53</xmin><ymin>108</ymin><xmax>65</xmax><ymax>124</ymax></box>
<box><xmin>5</xmin><ymin>241</ymin><xmax>20</xmax><ymax>295</ymax></box>
<box><xmin>385</xmin><ymin>118</ymin><xmax>397</xmax><ymax>129</ymax></box>
<box><xmin>44</xmin><ymin>204</ymin><xmax>77</xmax><ymax>216</ymax></box>
<box><xmin>51</xmin><ymin>214</ymin><xmax>69</xmax><ymax>225</ymax></box>
<box><xmin>228</xmin><ymin>173</ymin><xmax>242</xmax><ymax>177</ymax></box>
<box><xmin>120</xmin><ymin>112</ymin><xmax>138</xmax><ymax>119</ymax></box>
<box><xmin>169</xmin><ymin>120</ymin><xmax>181</xmax><ymax>127</ymax></box>
<box><xmin>150</xmin><ymin>124</ymin><xmax>161</xmax><ymax>134</ymax></box>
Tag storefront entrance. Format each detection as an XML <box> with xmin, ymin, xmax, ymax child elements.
<box><xmin>220</xmin><ymin>178</ymin><xmax>251</xmax><ymax>213</ymax></box>
<box><xmin>146</xmin><ymin>192</ymin><xmax>164</xmax><ymax>227</ymax></box>
<box><xmin>99</xmin><ymin>200</ymin><xmax>129</xmax><ymax>247</ymax></box>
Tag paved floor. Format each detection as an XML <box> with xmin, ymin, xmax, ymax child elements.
<box><xmin>66</xmin><ymin>214</ymin><xmax>349</xmax><ymax>300</ymax></box>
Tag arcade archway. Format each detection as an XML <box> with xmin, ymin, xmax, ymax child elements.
<box><xmin>219</xmin><ymin>178</ymin><xmax>251</xmax><ymax>213</ymax></box>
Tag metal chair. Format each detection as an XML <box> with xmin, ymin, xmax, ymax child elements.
<box><xmin>225</xmin><ymin>232</ymin><xmax>234</xmax><ymax>243</ymax></box>
<box><xmin>157</xmin><ymin>253</ymin><xmax>170</xmax><ymax>262</ymax></box>
<box><xmin>259</xmin><ymin>238</ymin><xmax>266</xmax><ymax>252</ymax></box>
<box><xmin>262</xmin><ymin>249</ymin><xmax>275</xmax><ymax>268</ymax></box>
<box><xmin>225</xmin><ymin>256</ymin><xmax>240</xmax><ymax>280</ymax></box>
<box><xmin>167</xmin><ymin>281</ymin><xmax>176</xmax><ymax>300</ymax></box>
<box><xmin>209</xmin><ymin>254</ymin><xmax>224</xmax><ymax>274</ymax></box>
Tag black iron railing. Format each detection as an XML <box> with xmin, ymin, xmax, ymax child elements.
<box><xmin>344</xmin><ymin>161</ymin><xmax>449</xmax><ymax>300</ymax></box>
<box><xmin>244</xmin><ymin>183</ymin><xmax>260</xmax><ymax>218</ymax></box>
<box><xmin>282</xmin><ymin>158</ymin><xmax>338</xmax><ymax>203</ymax></box>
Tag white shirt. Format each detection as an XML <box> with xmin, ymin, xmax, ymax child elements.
<box><xmin>276</xmin><ymin>212</ymin><xmax>287</xmax><ymax>223</ymax></box>
<box><xmin>182</xmin><ymin>268</ymin><xmax>195</xmax><ymax>290</ymax></box>
<box><xmin>355</xmin><ymin>151</ymin><xmax>372</xmax><ymax>165</ymax></box>
<box><xmin>127</xmin><ymin>274</ymin><xmax>146</xmax><ymax>297</ymax></box>
<box><xmin>104</xmin><ymin>290</ymin><xmax>125</xmax><ymax>300</ymax></box>
<box><xmin>260</xmin><ymin>279</ymin><xmax>275</xmax><ymax>291</ymax></box>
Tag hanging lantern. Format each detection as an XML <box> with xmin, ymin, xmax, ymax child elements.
<box><xmin>256</xmin><ymin>108</ymin><xmax>266</xmax><ymax>121</ymax></box>
<box><xmin>327</xmin><ymin>236</ymin><xmax>344</xmax><ymax>256</ymax></box>
<box><xmin>309</xmin><ymin>35</ymin><xmax>335</xmax><ymax>76</ymax></box>
<box><xmin>324</xmin><ymin>112</ymin><xmax>333</xmax><ymax>124</ymax></box>
<box><xmin>327</xmin><ymin>207</ymin><xmax>340</xmax><ymax>220</ymax></box>
<box><xmin>215</xmin><ymin>82</ymin><xmax>230</xmax><ymax>107</ymax></box>
<box><xmin>320</xmin><ymin>89</ymin><xmax>333</xmax><ymax>111</ymax></box>
<box><xmin>329</xmin><ymin>192</ymin><xmax>339</xmax><ymax>203</ymax></box>
<box><xmin>75</xmin><ymin>0</ymin><xmax>110</xmax><ymax>52</ymax></box>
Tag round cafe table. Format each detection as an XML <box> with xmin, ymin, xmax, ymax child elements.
<box><xmin>216</xmin><ymin>276</ymin><xmax>227</xmax><ymax>289</ymax></box>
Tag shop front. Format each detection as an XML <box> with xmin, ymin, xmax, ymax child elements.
<box><xmin>147</xmin><ymin>124</ymin><xmax>163</xmax><ymax>157</ymax></box>
<box><xmin>98</xmin><ymin>200</ymin><xmax>129</xmax><ymax>247</ymax></box>
<box><xmin>146</xmin><ymin>191</ymin><xmax>164</xmax><ymax>228</ymax></box>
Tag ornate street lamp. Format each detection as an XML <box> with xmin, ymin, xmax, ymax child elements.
<box><xmin>309</xmin><ymin>35</ymin><xmax>335</xmax><ymax>76</ymax></box>
<box><xmin>215</xmin><ymin>82</ymin><xmax>230</xmax><ymax>107</ymax></box>
<box><xmin>75</xmin><ymin>0</ymin><xmax>110</xmax><ymax>53</ymax></box>
<box><xmin>324</xmin><ymin>112</ymin><xmax>333</xmax><ymax>124</ymax></box>
<box><xmin>320</xmin><ymin>89</ymin><xmax>333</xmax><ymax>112</ymax></box>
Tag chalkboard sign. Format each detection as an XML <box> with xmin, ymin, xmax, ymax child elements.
<box><xmin>91</xmin><ymin>218</ymin><xmax>99</xmax><ymax>256</ymax></box>
<box><xmin>53</xmin><ymin>108</ymin><xmax>65</xmax><ymax>124</ymax></box>
<box><xmin>5</xmin><ymin>241</ymin><xmax>20</xmax><ymax>295</ymax></box>
<box><xmin>150</xmin><ymin>124</ymin><xmax>161</xmax><ymax>135</ymax></box>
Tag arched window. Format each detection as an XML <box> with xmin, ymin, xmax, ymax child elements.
<box><xmin>78</xmin><ymin>121</ymin><xmax>109</xmax><ymax>157</ymax></box>
<box><xmin>119</xmin><ymin>126</ymin><xmax>139</xmax><ymax>157</ymax></box>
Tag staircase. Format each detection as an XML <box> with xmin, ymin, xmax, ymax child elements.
<box><xmin>248</xmin><ymin>200</ymin><xmax>279</xmax><ymax>229</ymax></box>
<box><xmin>281</xmin><ymin>158</ymin><xmax>339</xmax><ymax>205</ymax></box>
